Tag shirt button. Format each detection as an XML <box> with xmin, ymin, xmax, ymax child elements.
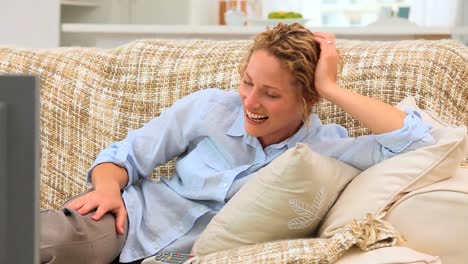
<box><xmin>179</xmin><ymin>226</ymin><xmax>183</xmax><ymax>231</ymax></box>
<box><xmin>223</xmin><ymin>183</ymin><xmax>228</xmax><ymax>188</ymax></box>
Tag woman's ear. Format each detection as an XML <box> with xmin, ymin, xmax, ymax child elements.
<box><xmin>308</xmin><ymin>96</ymin><xmax>320</xmax><ymax>106</ymax></box>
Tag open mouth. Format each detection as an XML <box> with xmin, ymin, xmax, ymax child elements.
<box><xmin>246</xmin><ymin>109</ymin><xmax>269</xmax><ymax>123</ymax></box>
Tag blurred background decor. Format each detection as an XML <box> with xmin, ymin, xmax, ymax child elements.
<box><xmin>219</xmin><ymin>0</ymin><xmax>247</xmax><ymax>25</ymax></box>
<box><xmin>1</xmin><ymin>0</ymin><xmax>467</xmax><ymax>48</ymax></box>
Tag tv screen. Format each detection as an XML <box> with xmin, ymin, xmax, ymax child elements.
<box><xmin>0</xmin><ymin>75</ymin><xmax>40</xmax><ymax>263</ymax></box>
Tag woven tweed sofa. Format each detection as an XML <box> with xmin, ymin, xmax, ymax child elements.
<box><xmin>1</xmin><ymin>38</ymin><xmax>467</xmax><ymax>263</ymax></box>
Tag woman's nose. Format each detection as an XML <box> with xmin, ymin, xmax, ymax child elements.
<box><xmin>244</xmin><ymin>90</ymin><xmax>261</xmax><ymax>108</ymax></box>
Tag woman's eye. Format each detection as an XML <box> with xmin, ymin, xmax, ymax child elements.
<box><xmin>243</xmin><ymin>80</ymin><xmax>253</xmax><ymax>86</ymax></box>
<box><xmin>267</xmin><ymin>93</ymin><xmax>279</xmax><ymax>98</ymax></box>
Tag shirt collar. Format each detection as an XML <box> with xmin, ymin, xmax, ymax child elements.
<box><xmin>226</xmin><ymin>108</ymin><xmax>245</xmax><ymax>137</ymax></box>
<box><xmin>268</xmin><ymin>114</ymin><xmax>323</xmax><ymax>149</ymax></box>
<box><xmin>227</xmin><ymin>110</ymin><xmax>322</xmax><ymax>149</ymax></box>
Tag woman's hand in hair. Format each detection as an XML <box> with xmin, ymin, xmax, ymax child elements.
<box><xmin>312</xmin><ymin>32</ymin><xmax>340</xmax><ymax>100</ymax></box>
<box><xmin>312</xmin><ymin>32</ymin><xmax>406</xmax><ymax>134</ymax></box>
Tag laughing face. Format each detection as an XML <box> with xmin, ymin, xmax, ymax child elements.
<box><xmin>239</xmin><ymin>49</ymin><xmax>304</xmax><ymax>147</ymax></box>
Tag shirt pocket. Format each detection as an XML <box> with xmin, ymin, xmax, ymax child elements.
<box><xmin>175</xmin><ymin>137</ymin><xmax>231</xmax><ymax>192</ymax></box>
<box><xmin>199</xmin><ymin>138</ymin><xmax>231</xmax><ymax>171</ymax></box>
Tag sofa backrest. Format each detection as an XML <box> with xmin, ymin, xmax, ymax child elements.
<box><xmin>0</xmin><ymin>39</ymin><xmax>466</xmax><ymax>209</ymax></box>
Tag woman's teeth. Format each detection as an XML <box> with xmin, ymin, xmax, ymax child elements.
<box><xmin>246</xmin><ymin>110</ymin><xmax>268</xmax><ymax>123</ymax></box>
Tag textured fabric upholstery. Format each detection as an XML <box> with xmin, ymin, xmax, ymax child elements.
<box><xmin>0</xmin><ymin>39</ymin><xmax>466</xmax><ymax>212</ymax></box>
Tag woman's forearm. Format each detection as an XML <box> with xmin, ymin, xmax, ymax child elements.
<box><xmin>312</xmin><ymin>33</ymin><xmax>406</xmax><ymax>135</ymax></box>
<box><xmin>322</xmin><ymin>83</ymin><xmax>406</xmax><ymax>135</ymax></box>
<box><xmin>91</xmin><ymin>162</ymin><xmax>129</xmax><ymax>191</ymax></box>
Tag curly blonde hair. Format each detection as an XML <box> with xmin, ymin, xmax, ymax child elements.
<box><xmin>239</xmin><ymin>23</ymin><xmax>321</xmax><ymax>124</ymax></box>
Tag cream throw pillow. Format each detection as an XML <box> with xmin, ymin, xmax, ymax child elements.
<box><xmin>318</xmin><ymin>96</ymin><xmax>468</xmax><ymax>238</ymax></box>
<box><xmin>192</xmin><ymin>143</ymin><xmax>361</xmax><ymax>256</ymax></box>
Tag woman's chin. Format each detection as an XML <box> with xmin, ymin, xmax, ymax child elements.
<box><xmin>244</xmin><ymin>125</ymin><xmax>265</xmax><ymax>137</ymax></box>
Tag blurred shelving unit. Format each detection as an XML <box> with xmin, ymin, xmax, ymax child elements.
<box><xmin>61</xmin><ymin>0</ymin><xmax>98</xmax><ymax>7</ymax></box>
<box><xmin>59</xmin><ymin>0</ymin><xmax>467</xmax><ymax>47</ymax></box>
<box><xmin>59</xmin><ymin>0</ymin><xmax>100</xmax><ymax>46</ymax></box>
<box><xmin>58</xmin><ymin>0</ymin><xmax>217</xmax><ymax>47</ymax></box>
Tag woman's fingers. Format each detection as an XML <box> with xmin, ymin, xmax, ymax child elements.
<box><xmin>64</xmin><ymin>195</ymin><xmax>87</xmax><ymax>211</ymax></box>
<box><xmin>313</xmin><ymin>32</ymin><xmax>336</xmax><ymax>50</ymax></box>
<box><xmin>90</xmin><ymin>199</ymin><xmax>127</xmax><ymax>235</ymax></box>
<box><xmin>314</xmin><ymin>37</ymin><xmax>329</xmax><ymax>48</ymax></box>
<box><xmin>314</xmin><ymin>32</ymin><xmax>336</xmax><ymax>41</ymax></box>
<box><xmin>63</xmin><ymin>189</ymin><xmax>127</xmax><ymax>235</ymax></box>
<box><xmin>312</xmin><ymin>32</ymin><xmax>340</xmax><ymax>98</ymax></box>
<box><xmin>77</xmin><ymin>200</ymin><xmax>99</xmax><ymax>215</ymax></box>
<box><xmin>115</xmin><ymin>207</ymin><xmax>128</xmax><ymax>235</ymax></box>
<box><xmin>92</xmin><ymin>203</ymin><xmax>108</xmax><ymax>221</ymax></box>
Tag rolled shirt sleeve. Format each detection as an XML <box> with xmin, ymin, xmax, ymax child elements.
<box><xmin>375</xmin><ymin>108</ymin><xmax>435</xmax><ymax>154</ymax></box>
<box><xmin>86</xmin><ymin>89</ymin><xmax>216</xmax><ymax>188</ymax></box>
<box><xmin>307</xmin><ymin>108</ymin><xmax>435</xmax><ymax>171</ymax></box>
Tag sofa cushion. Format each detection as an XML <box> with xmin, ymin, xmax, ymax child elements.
<box><xmin>336</xmin><ymin>246</ymin><xmax>441</xmax><ymax>264</ymax></box>
<box><xmin>192</xmin><ymin>143</ymin><xmax>361</xmax><ymax>256</ymax></box>
<box><xmin>385</xmin><ymin>167</ymin><xmax>468</xmax><ymax>264</ymax></box>
<box><xmin>318</xmin><ymin>96</ymin><xmax>468</xmax><ymax>237</ymax></box>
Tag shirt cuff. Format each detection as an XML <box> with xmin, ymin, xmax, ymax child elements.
<box><xmin>86</xmin><ymin>140</ymin><xmax>134</xmax><ymax>189</ymax></box>
<box><xmin>375</xmin><ymin>108</ymin><xmax>433</xmax><ymax>153</ymax></box>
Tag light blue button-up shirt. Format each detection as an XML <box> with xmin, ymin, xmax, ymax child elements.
<box><xmin>88</xmin><ymin>88</ymin><xmax>434</xmax><ymax>262</ymax></box>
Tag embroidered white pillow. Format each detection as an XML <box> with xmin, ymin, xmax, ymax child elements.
<box><xmin>192</xmin><ymin>143</ymin><xmax>361</xmax><ymax>256</ymax></box>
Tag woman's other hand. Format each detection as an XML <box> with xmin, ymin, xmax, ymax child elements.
<box><xmin>312</xmin><ymin>32</ymin><xmax>340</xmax><ymax>100</ymax></box>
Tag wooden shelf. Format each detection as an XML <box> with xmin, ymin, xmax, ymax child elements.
<box><xmin>60</xmin><ymin>1</ymin><xmax>97</xmax><ymax>7</ymax></box>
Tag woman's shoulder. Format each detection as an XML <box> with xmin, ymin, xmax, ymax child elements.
<box><xmin>191</xmin><ymin>88</ymin><xmax>241</xmax><ymax>109</ymax></box>
<box><xmin>304</xmin><ymin>115</ymin><xmax>350</xmax><ymax>142</ymax></box>
<box><xmin>320</xmin><ymin>123</ymin><xmax>349</xmax><ymax>138</ymax></box>
<box><xmin>173</xmin><ymin>88</ymin><xmax>241</xmax><ymax>123</ymax></box>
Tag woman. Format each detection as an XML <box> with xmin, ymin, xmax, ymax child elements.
<box><xmin>40</xmin><ymin>23</ymin><xmax>434</xmax><ymax>263</ymax></box>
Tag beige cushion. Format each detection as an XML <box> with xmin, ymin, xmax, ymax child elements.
<box><xmin>318</xmin><ymin>125</ymin><xmax>468</xmax><ymax>237</ymax></box>
<box><xmin>385</xmin><ymin>167</ymin><xmax>468</xmax><ymax>264</ymax></box>
<box><xmin>192</xmin><ymin>143</ymin><xmax>361</xmax><ymax>256</ymax></box>
<box><xmin>336</xmin><ymin>246</ymin><xmax>441</xmax><ymax>264</ymax></box>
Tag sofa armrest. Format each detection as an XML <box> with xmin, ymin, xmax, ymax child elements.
<box><xmin>336</xmin><ymin>246</ymin><xmax>441</xmax><ymax>264</ymax></box>
<box><xmin>386</xmin><ymin>167</ymin><xmax>468</xmax><ymax>264</ymax></box>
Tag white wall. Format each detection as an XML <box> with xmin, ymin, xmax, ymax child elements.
<box><xmin>0</xmin><ymin>0</ymin><xmax>60</xmax><ymax>48</ymax></box>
